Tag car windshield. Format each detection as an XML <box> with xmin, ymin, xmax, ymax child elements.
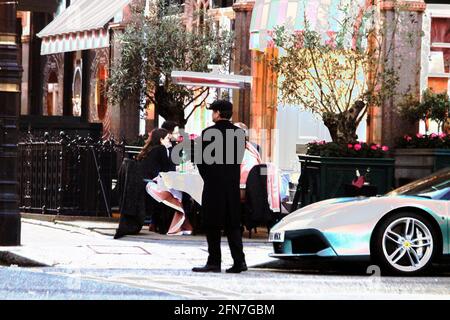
<box><xmin>387</xmin><ymin>168</ymin><xmax>450</xmax><ymax>200</ymax></box>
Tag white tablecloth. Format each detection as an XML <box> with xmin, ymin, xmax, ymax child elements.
<box><xmin>159</xmin><ymin>169</ymin><xmax>291</xmax><ymax>207</ymax></box>
<box><xmin>159</xmin><ymin>171</ymin><xmax>204</xmax><ymax>205</ymax></box>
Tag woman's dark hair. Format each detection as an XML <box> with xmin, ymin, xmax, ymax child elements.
<box><xmin>136</xmin><ymin>128</ymin><xmax>169</xmax><ymax>161</ymax></box>
<box><xmin>161</xmin><ymin>121</ymin><xmax>179</xmax><ymax>134</ymax></box>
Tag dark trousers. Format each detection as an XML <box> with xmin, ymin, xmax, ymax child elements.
<box><xmin>206</xmin><ymin>227</ymin><xmax>245</xmax><ymax>266</ymax></box>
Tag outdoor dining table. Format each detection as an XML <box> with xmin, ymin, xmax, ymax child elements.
<box><xmin>159</xmin><ymin>168</ymin><xmax>292</xmax><ymax>210</ymax></box>
<box><xmin>159</xmin><ymin>170</ymin><xmax>204</xmax><ymax>205</ymax></box>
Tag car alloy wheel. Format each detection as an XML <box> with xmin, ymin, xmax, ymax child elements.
<box><xmin>381</xmin><ymin>217</ymin><xmax>434</xmax><ymax>273</ymax></box>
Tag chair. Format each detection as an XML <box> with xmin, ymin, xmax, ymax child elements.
<box><xmin>243</xmin><ymin>164</ymin><xmax>283</xmax><ymax>238</ymax></box>
<box><xmin>114</xmin><ymin>158</ymin><xmax>146</xmax><ymax>239</ymax></box>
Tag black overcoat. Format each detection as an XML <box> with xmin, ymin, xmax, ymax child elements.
<box><xmin>140</xmin><ymin>145</ymin><xmax>175</xmax><ymax>180</ymax></box>
<box><xmin>197</xmin><ymin>120</ymin><xmax>245</xmax><ymax>228</ymax></box>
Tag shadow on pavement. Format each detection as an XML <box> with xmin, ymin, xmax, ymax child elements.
<box><xmin>252</xmin><ymin>259</ymin><xmax>450</xmax><ymax>277</ymax></box>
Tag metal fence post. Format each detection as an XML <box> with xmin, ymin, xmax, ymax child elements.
<box><xmin>0</xmin><ymin>0</ymin><xmax>21</xmax><ymax>245</ymax></box>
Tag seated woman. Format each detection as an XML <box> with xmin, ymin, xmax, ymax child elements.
<box><xmin>137</xmin><ymin>128</ymin><xmax>192</xmax><ymax>235</ymax></box>
<box><xmin>137</xmin><ymin>128</ymin><xmax>175</xmax><ymax>179</ymax></box>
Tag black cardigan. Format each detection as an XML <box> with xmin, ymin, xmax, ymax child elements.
<box><xmin>140</xmin><ymin>145</ymin><xmax>175</xmax><ymax>179</ymax></box>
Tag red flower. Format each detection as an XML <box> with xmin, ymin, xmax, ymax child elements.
<box><xmin>371</xmin><ymin>145</ymin><xmax>378</xmax><ymax>151</ymax></box>
<box><xmin>431</xmin><ymin>133</ymin><xmax>438</xmax><ymax>139</ymax></box>
<box><xmin>347</xmin><ymin>144</ymin><xmax>353</xmax><ymax>149</ymax></box>
<box><xmin>354</xmin><ymin>144</ymin><xmax>362</xmax><ymax>151</ymax></box>
<box><xmin>382</xmin><ymin>146</ymin><xmax>389</xmax><ymax>152</ymax></box>
<box><xmin>293</xmin><ymin>30</ymin><xmax>305</xmax><ymax>49</ymax></box>
<box><xmin>404</xmin><ymin>135</ymin><xmax>412</xmax><ymax>142</ymax></box>
<box><xmin>326</xmin><ymin>31</ymin><xmax>337</xmax><ymax>38</ymax></box>
<box><xmin>325</xmin><ymin>39</ymin><xmax>336</xmax><ymax>49</ymax></box>
<box><xmin>325</xmin><ymin>31</ymin><xmax>337</xmax><ymax>49</ymax></box>
<box><xmin>416</xmin><ymin>133</ymin><xmax>424</xmax><ymax>138</ymax></box>
<box><xmin>439</xmin><ymin>133</ymin><xmax>447</xmax><ymax>139</ymax></box>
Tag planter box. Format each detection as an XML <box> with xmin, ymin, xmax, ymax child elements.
<box><xmin>394</xmin><ymin>148</ymin><xmax>450</xmax><ymax>187</ymax></box>
<box><xmin>291</xmin><ymin>155</ymin><xmax>395</xmax><ymax>210</ymax></box>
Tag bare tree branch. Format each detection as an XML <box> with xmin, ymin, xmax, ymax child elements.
<box><xmin>185</xmin><ymin>87</ymin><xmax>210</xmax><ymax>121</ymax></box>
<box><xmin>184</xmin><ymin>87</ymin><xmax>210</xmax><ymax>110</ymax></box>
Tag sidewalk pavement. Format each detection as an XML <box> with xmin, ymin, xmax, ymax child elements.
<box><xmin>0</xmin><ymin>215</ymin><xmax>275</xmax><ymax>270</ymax></box>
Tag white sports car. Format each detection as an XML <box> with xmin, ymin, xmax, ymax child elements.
<box><xmin>269</xmin><ymin>169</ymin><xmax>450</xmax><ymax>275</ymax></box>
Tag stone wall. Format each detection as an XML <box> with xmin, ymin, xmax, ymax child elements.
<box><xmin>379</xmin><ymin>2</ymin><xmax>425</xmax><ymax>147</ymax></box>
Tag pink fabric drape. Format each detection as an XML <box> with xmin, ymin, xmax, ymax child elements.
<box><xmin>431</xmin><ymin>18</ymin><xmax>450</xmax><ymax>44</ymax></box>
<box><xmin>266</xmin><ymin>163</ymin><xmax>281</xmax><ymax>213</ymax></box>
<box><xmin>431</xmin><ymin>18</ymin><xmax>450</xmax><ymax>73</ymax></box>
<box><xmin>240</xmin><ymin>142</ymin><xmax>262</xmax><ymax>188</ymax></box>
<box><xmin>239</xmin><ymin>142</ymin><xmax>281</xmax><ymax>212</ymax></box>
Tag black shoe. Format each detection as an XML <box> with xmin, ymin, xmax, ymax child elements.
<box><xmin>113</xmin><ymin>230</ymin><xmax>126</xmax><ymax>239</ymax></box>
<box><xmin>192</xmin><ymin>264</ymin><xmax>221</xmax><ymax>273</ymax></box>
<box><xmin>226</xmin><ymin>262</ymin><xmax>248</xmax><ymax>274</ymax></box>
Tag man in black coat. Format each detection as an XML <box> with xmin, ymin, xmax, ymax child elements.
<box><xmin>192</xmin><ymin>100</ymin><xmax>247</xmax><ymax>273</ymax></box>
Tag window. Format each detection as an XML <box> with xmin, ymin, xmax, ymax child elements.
<box><xmin>212</xmin><ymin>0</ymin><xmax>234</xmax><ymax>8</ymax></box>
<box><xmin>428</xmin><ymin>16</ymin><xmax>450</xmax><ymax>93</ymax></box>
<box><xmin>95</xmin><ymin>64</ymin><xmax>108</xmax><ymax>121</ymax></box>
<box><xmin>72</xmin><ymin>67</ymin><xmax>82</xmax><ymax>117</ymax></box>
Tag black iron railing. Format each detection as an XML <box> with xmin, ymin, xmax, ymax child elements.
<box><xmin>18</xmin><ymin>132</ymin><xmax>124</xmax><ymax>216</ymax></box>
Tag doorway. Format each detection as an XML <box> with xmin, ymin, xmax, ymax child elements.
<box><xmin>46</xmin><ymin>71</ymin><xmax>59</xmax><ymax>116</ymax></box>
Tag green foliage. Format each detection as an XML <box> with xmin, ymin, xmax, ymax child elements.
<box><xmin>108</xmin><ymin>0</ymin><xmax>234</xmax><ymax>127</ymax></box>
<box><xmin>397</xmin><ymin>92</ymin><xmax>425</xmax><ymax>123</ymax></box>
<box><xmin>422</xmin><ymin>89</ymin><xmax>450</xmax><ymax>131</ymax></box>
<box><xmin>398</xmin><ymin>89</ymin><xmax>450</xmax><ymax>132</ymax></box>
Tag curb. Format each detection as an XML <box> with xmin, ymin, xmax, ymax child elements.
<box><xmin>21</xmin><ymin>212</ymin><xmax>119</xmax><ymax>223</ymax></box>
<box><xmin>0</xmin><ymin>251</ymin><xmax>49</xmax><ymax>267</ymax></box>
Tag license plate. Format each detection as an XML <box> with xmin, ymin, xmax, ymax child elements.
<box><xmin>269</xmin><ymin>231</ymin><xmax>284</xmax><ymax>242</ymax></box>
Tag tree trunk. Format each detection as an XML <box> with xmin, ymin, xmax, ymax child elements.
<box><xmin>154</xmin><ymin>85</ymin><xmax>187</xmax><ymax>128</ymax></box>
<box><xmin>322</xmin><ymin>101</ymin><xmax>365</xmax><ymax>144</ymax></box>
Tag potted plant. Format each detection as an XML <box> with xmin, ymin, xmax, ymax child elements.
<box><xmin>395</xmin><ymin>90</ymin><xmax>450</xmax><ymax>186</ymax></box>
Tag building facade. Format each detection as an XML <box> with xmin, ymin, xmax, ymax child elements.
<box><xmin>17</xmin><ymin>0</ymin><xmax>138</xmax><ymax>141</ymax></box>
<box><xmin>15</xmin><ymin>0</ymin><xmax>449</xmax><ymax>163</ymax></box>
<box><xmin>17</xmin><ymin>0</ymin><xmax>253</xmax><ymax>142</ymax></box>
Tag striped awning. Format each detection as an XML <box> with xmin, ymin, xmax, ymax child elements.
<box><xmin>249</xmin><ymin>0</ymin><xmax>368</xmax><ymax>51</ymax></box>
<box><xmin>37</xmin><ymin>0</ymin><xmax>131</xmax><ymax>55</ymax></box>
